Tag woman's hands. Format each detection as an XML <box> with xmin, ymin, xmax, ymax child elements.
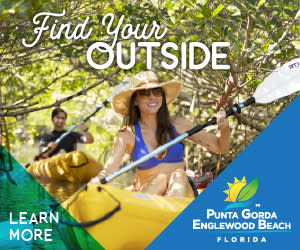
<box><xmin>89</xmin><ymin>130</ymin><xmax>133</xmax><ymax>184</ymax></box>
<box><xmin>215</xmin><ymin>111</ymin><xmax>229</xmax><ymax>128</ymax></box>
<box><xmin>214</xmin><ymin>111</ymin><xmax>230</xmax><ymax>153</ymax></box>
<box><xmin>89</xmin><ymin>169</ymin><xmax>109</xmax><ymax>183</ymax></box>
<box><xmin>173</xmin><ymin>114</ymin><xmax>230</xmax><ymax>154</ymax></box>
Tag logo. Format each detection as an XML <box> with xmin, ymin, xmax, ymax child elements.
<box><xmin>192</xmin><ymin>175</ymin><xmax>292</xmax><ymax>244</ymax></box>
<box><xmin>223</xmin><ymin>176</ymin><xmax>258</xmax><ymax>210</ymax></box>
<box><xmin>288</xmin><ymin>61</ymin><xmax>300</xmax><ymax>69</ymax></box>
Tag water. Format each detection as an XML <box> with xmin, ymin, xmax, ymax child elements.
<box><xmin>0</xmin><ymin>145</ymin><xmax>132</xmax><ymax>249</ymax></box>
<box><xmin>0</xmin><ymin>164</ymin><xmax>72</xmax><ymax>250</ymax></box>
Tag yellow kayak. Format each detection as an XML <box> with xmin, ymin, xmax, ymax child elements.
<box><xmin>58</xmin><ymin>183</ymin><xmax>193</xmax><ymax>250</ymax></box>
<box><xmin>26</xmin><ymin>150</ymin><xmax>102</xmax><ymax>183</ymax></box>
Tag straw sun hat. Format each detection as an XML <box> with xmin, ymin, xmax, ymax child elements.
<box><xmin>112</xmin><ymin>71</ymin><xmax>182</xmax><ymax>116</ymax></box>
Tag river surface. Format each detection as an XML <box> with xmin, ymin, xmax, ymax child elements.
<box><xmin>0</xmin><ymin>161</ymin><xmax>82</xmax><ymax>250</ymax></box>
<box><xmin>0</xmin><ymin>145</ymin><xmax>134</xmax><ymax>250</ymax></box>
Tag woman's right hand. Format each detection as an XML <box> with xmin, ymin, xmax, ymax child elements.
<box><xmin>89</xmin><ymin>176</ymin><xmax>101</xmax><ymax>183</ymax></box>
<box><xmin>89</xmin><ymin>129</ymin><xmax>132</xmax><ymax>184</ymax></box>
<box><xmin>89</xmin><ymin>169</ymin><xmax>108</xmax><ymax>183</ymax></box>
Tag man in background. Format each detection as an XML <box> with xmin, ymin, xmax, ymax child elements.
<box><xmin>39</xmin><ymin>107</ymin><xmax>94</xmax><ymax>158</ymax></box>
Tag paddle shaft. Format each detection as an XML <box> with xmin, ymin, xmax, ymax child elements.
<box><xmin>101</xmin><ymin>97</ymin><xmax>255</xmax><ymax>184</ymax></box>
<box><xmin>25</xmin><ymin>79</ymin><xmax>129</xmax><ymax>168</ymax></box>
<box><xmin>25</xmin><ymin>100</ymin><xmax>109</xmax><ymax>168</ymax></box>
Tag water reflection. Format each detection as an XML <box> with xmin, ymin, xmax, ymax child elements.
<box><xmin>37</xmin><ymin>179</ymin><xmax>82</xmax><ymax>204</ymax></box>
<box><xmin>0</xmin><ymin>165</ymin><xmax>83</xmax><ymax>250</ymax></box>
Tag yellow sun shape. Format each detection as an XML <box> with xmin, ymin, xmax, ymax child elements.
<box><xmin>223</xmin><ymin>177</ymin><xmax>247</xmax><ymax>202</ymax></box>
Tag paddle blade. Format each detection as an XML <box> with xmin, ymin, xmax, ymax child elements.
<box><xmin>253</xmin><ymin>58</ymin><xmax>300</xmax><ymax>104</ymax></box>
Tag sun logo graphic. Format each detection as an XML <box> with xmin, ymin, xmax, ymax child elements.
<box><xmin>223</xmin><ymin>176</ymin><xmax>258</xmax><ymax>210</ymax></box>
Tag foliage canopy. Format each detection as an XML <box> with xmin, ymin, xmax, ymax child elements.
<box><xmin>0</xmin><ymin>0</ymin><xmax>299</xmax><ymax>176</ymax></box>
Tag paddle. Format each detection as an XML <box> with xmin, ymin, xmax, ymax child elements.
<box><xmin>100</xmin><ymin>58</ymin><xmax>300</xmax><ymax>184</ymax></box>
<box><xmin>25</xmin><ymin>80</ymin><xmax>129</xmax><ymax>168</ymax></box>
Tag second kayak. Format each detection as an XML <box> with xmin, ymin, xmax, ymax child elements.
<box><xmin>26</xmin><ymin>150</ymin><xmax>102</xmax><ymax>183</ymax></box>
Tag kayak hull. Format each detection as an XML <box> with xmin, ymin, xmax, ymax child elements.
<box><xmin>58</xmin><ymin>184</ymin><xmax>193</xmax><ymax>250</ymax></box>
<box><xmin>26</xmin><ymin>150</ymin><xmax>102</xmax><ymax>183</ymax></box>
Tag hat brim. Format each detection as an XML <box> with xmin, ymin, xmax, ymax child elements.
<box><xmin>112</xmin><ymin>80</ymin><xmax>182</xmax><ymax>116</ymax></box>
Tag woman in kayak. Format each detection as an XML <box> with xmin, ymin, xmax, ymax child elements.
<box><xmin>91</xmin><ymin>71</ymin><xmax>230</xmax><ymax>197</ymax></box>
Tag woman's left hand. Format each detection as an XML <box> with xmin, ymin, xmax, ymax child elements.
<box><xmin>215</xmin><ymin>111</ymin><xmax>228</xmax><ymax>128</ymax></box>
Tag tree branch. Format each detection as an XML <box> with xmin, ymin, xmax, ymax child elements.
<box><xmin>0</xmin><ymin>67</ymin><xmax>121</xmax><ymax>117</ymax></box>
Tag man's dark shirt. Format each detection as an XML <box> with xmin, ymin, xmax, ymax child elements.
<box><xmin>40</xmin><ymin>130</ymin><xmax>84</xmax><ymax>157</ymax></box>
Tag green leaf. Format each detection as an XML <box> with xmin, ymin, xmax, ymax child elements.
<box><xmin>238</xmin><ymin>177</ymin><xmax>259</xmax><ymax>202</ymax></box>
<box><xmin>271</xmin><ymin>32</ymin><xmax>279</xmax><ymax>42</ymax></box>
<box><xmin>197</xmin><ymin>0</ymin><xmax>208</xmax><ymax>5</ymax></box>
<box><xmin>292</xmin><ymin>40</ymin><xmax>300</xmax><ymax>50</ymax></box>
<box><xmin>31</xmin><ymin>0</ymin><xmax>40</xmax><ymax>11</ymax></box>
<box><xmin>212</xmin><ymin>4</ymin><xmax>224</xmax><ymax>17</ymax></box>
<box><xmin>271</xmin><ymin>10</ymin><xmax>279</xmax><ymax>17</ymax></box>
<box><xmin>3</xmin><ymin>33</ymin><xmax>10</xmax><ymax>42</ymax></box>
<box><xmin>296</xmin><ymin>9</ymin><xmax>300</xmax><ymax>19</ymax></box>
<box><xmin>258</xmin><ymin>0</ymin><xmax>265</xmax><ymax>7</ymax></box>
<box><xmin>202</xmin><ymin>5</ymin><xmax>212</xmax><ymax>19</ymax></box>
<box><xmin>232</xmin><ymin>9</ymin><xmax>241</xmax><ymax>16</ymax></box>
<box><xmin>165</xmin><ymin>0</ymin><xmax>173</xmax><ymax>10</ymax></box>
<box><xmin>283</xmin><ymin>8</ymin><xmax>293</xmax><ymax>16</ymax></box>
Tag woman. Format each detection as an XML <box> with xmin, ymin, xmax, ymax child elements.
<box><xmin>91</xmin><ymin>71</ymin><xmax>230</xmax><ymax>198</ymax></box>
